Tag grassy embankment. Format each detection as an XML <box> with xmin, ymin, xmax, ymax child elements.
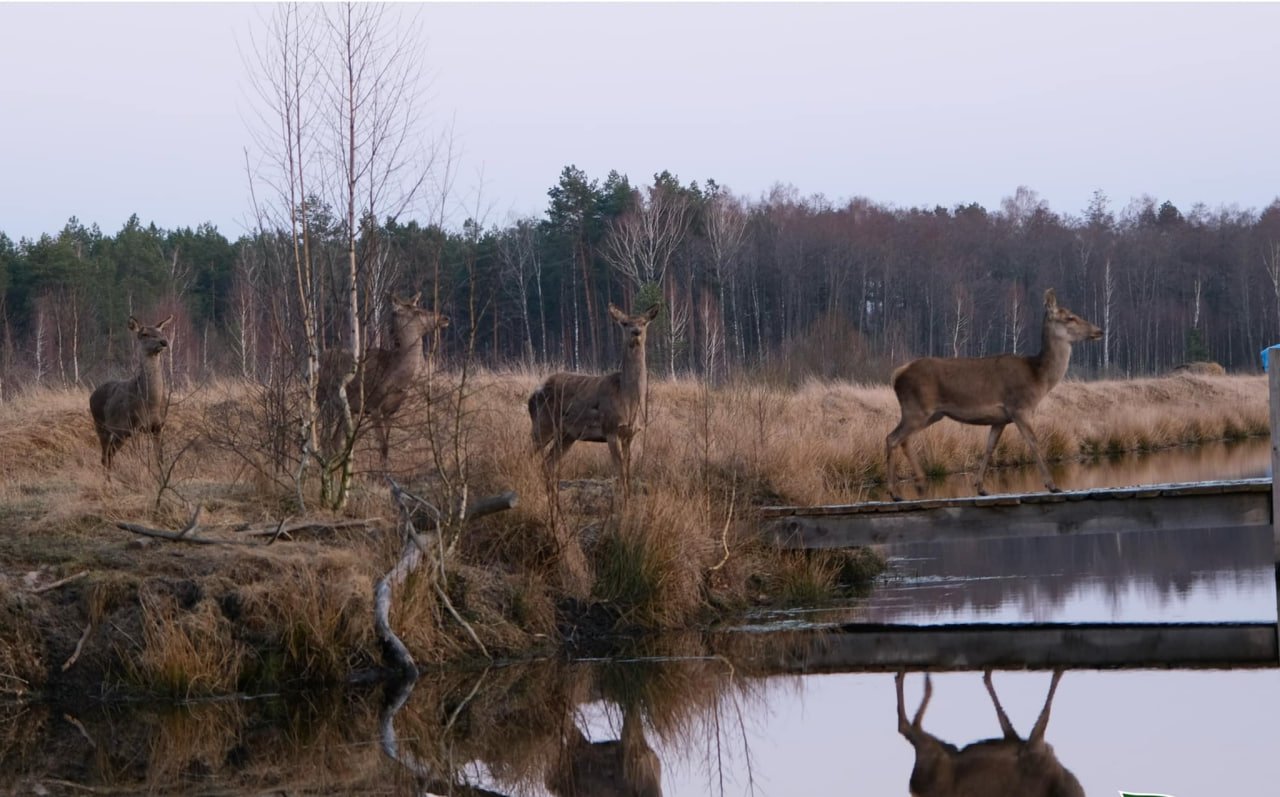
<box><xmin>0</xmin><ymin>369</ymin><xmax>1266</xmax><ymax>698</ymax></box>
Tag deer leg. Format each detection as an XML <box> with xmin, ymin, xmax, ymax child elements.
<box><xmin>1028</xmin><ymin>669</ymin><xmax>1064</xmax><ymax>745</ymax></box>
<box><xmin>884</xmin><ymin>431</ymin><xmax>903</xmax><ymax>500</ymax></box>
<box><xmin>901</xmin><ymin>443</ymin><xmax>930</xmax><ymax>498</ymax></box>
<box><xmin>95</xmin><ymin>428</ymin><xmax>112</xmax><ymax>468</ymax></box>
<box><xmin>886</xmin><ymin>420</ymin><xmax>923</xmax><ymax>500</ymax></box>
<box><xmin>886</xmin><ymin>409</ymin><xmax>935</xmax><ymax>500</ymax></box>
<box><xmin>895</xmin><ymin>672</ymin><xmax>911</xmax><ymax>736</ymax></box>
<box><xmin>606</xmin><ymin>433</ymin><xmax>627</xmax><ymax>500</ymax></box>
<box><xmin>983</xmin><ymin>669</ymin><xmax>1019</xmax><ymax>740</ymax></box>
<box><xmin>620</xmin><ymin>436</ymin><xmax>634</xmax><ymax>502</ymax></box>
<box><xmin>975</xmin><ymin>424</ymin><xmax>1006</xmax><ymax>496</ymax></box>
<box><xmin>914</xmin><ymin>673</ymin><xmax>933</xmax><ymax>729</ymax></box>
<box><xmin>1011</xmin><ymin>413</ymin><xmax>1058</xmax><ymax>492</ymax></box>
<box><xmin>104</xmin><ymin>431</ymin><xmax>127</xmax><ymax>470</ymax></box>
<box><xmin>543</xmin><ymin>434</ymin><xmax>575</xmax><ymax>481</ymax></box>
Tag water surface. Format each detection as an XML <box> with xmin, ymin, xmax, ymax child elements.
<box><xmin>4</xmin><ymin>442</ymin><xmax>1276</xmax><ymax>796</ymax></box>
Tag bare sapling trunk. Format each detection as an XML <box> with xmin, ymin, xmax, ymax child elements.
<box><xmin>89</xmin><ymin>315</ymin><xmax>174</xmax><ymax>471</ymax></box>
<box><xmin>528</xmin><ymin>303</ymin><xmax>660</xmax><ymax>501</ymax></box>
<box><xmin>896</xmin><ymin>670</ymin><xmax>1083</xmax><ymax>797</ymax></box>
<box><xmin>885</xmin><ymin>289</ymin><xmax>1102</xmax><ymax>500</ymax></box>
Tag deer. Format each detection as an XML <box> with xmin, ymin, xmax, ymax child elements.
<box><xmin>89</xmin><ymin>314</ymin><xmax>174</xmax><ymax>471</ymax></box>
<box><xmin>545</xmin><ymin>708</ymin><xmax>662</xmax><ymax>797</ymax></box>
<box><xmin>896</xmin><ymin>670</ymin><xmax>1084</xmax><ymax>797</ymax></box>
<box><xmin>884</xmin><ymin>289</ymin><xmax>1102</xmax><ymax>500</ymax></box>
<box><xmin>528</xmin><ymin>303</ymin><xmax>660</xmax><ymax>499</ymax></box>
<box><xmin>319</xmin><ymin>292</ymin><xmax>449</xmax><ymax>466</ymax></box>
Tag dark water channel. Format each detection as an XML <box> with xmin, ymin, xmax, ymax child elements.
<box><xmin>4</xmin><ymin>441</ymin><xmax>1277</xmax><ymax>796</ymax></box>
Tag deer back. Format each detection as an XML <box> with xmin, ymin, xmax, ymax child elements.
<box><xmin>892</xmin><ymin>354</ymin><xmax>1047</xmax><ymax>418</ymax></box>
<box><xmin>532</xmin><ymin>371</ymin><xmax>611</xmax><ymax>441</ymax></box>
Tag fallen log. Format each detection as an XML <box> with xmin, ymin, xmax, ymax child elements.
<box><xmin>374</xmin><ymin>481</ymin><xmax>517</xmax><ymax>676</ymax></box>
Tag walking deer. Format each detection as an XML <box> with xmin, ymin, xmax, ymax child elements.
<box><xmin>89</xmin><ymin>314</ymin><xmax>174</xmax><ymax>470</ymax></box>
<box><xmin>319</xmin><ymin>292</ymin><xmax>449</xmax><ymax>465</ymax></box>
<box><xmin>528</xmin><ymin>303</ymin><xmax>660</xmax><ymax>498</ymax></box>
<box><xmin>896</xmin><ymin>670</ymin><xmax>1083</xmax><ymax>797</ymax></box>
<box><xmin>885</xmin><ymin>289</ymin><xmax>1102</xmax><ymax>500</ymax></box>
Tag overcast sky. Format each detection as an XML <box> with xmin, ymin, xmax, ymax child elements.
<box><xmin>2</xmin><ymin>2</ymin><xmax>1278</xmax><ymax>242</ymax></box>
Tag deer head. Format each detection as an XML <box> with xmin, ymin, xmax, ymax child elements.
<box><xmin>1044</xmin><ymin>289</ymin><xmax>1102</xmax><ymax>345</ymax></box>
<box><xmin>389</xmin><ymin>292</ymin><xmax>449</xmax><ymax>347</ymax></box>
<box><xmin>128</xmin><ymin>314</ymin><xmax>173</xmax><ymax>357</ymax></box>
<box><xmin>609</xmin><ymin>302</ymin><xmax>660</xmax><ymax>350</ymax></box>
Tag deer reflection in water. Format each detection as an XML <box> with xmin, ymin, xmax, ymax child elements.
<box><xmin>545</xmin><ymin>706</ymin><xmax>662</xmax><ymax>797</ymax></box>
<box><xmin>896</xmin><ymin>670</ymin><xmax>1083</xmax><ymax>797</ymax></box>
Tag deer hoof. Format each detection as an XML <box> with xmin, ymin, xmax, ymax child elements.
<box><xmin>977</xmin><ymin>488</ymin><xmax>989</xmax><ymax>496</ymax></box>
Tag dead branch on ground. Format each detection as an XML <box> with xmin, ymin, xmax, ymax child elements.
<box><xmin>374</xmin><ymin>478</ymin><xmax>517</xmax><ymax>675</ymax></box>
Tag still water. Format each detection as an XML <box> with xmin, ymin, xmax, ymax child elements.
<box><xmin>3</xmin><ymin>441</ymin><xmax>1277</xmax><ymax>796</ymax></box>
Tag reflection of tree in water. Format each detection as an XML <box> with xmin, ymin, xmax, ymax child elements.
<box><xmin>874</xmin><ymin>524</ymin><xmax>1273</xmax><ymax>622</ymax></box>
<box><xmin>3</xmin><ymin>633</ymin><xmax>790</xmax><ymax>796</ymax></box>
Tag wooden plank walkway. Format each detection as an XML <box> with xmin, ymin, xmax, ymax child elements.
<box><xmin>731</xmin><ymin>621</ymin><xmax>1279</xmax><ymax>673</ymax></box>
<box><xmin>761</xmin><ymin>477</ymin><xmax>1277</xmax><ymax>560</ymax></box>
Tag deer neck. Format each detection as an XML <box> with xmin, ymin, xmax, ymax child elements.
<box><xmin>138</xmin><ymin>353</ymin><xmax>167</xmax><ymax>408</ymax></box>
<box><xmin>619</xmin><ymin>339</ymin><xmax>648</xmax><ymax>405</ymax></box>
<box><xmin>389</xmin><ymin>326</ymin><xmax>425</xmax><ymax>378</ymax></box>
<box><xmin>1034</xmin><ymin>324</ymin><xmax>1072</xmax><ymax>389</ymax></box>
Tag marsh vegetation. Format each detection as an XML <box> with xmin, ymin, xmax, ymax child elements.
<box><xmin>0</xmin><ymin>368</ymin><xmax>1264</xmax><ymax>697</ymax></box>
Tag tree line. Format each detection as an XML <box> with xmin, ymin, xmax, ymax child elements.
<box><xmin>2</xmin><ymin>176</ymin><xmax>1279</xmax><ymax>397</ymax></box>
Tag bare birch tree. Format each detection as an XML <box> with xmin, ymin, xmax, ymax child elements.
<box><xmin>704</xmin><ymin>186</ymin><xmax>747</xmax><ymax>379</ymax></box>
<box><xmin>602</xmin><ymin>180</ymin><xmax>692</xmax><ymax>376</ymax></box>
<box><xmin>245</xmin><ymin>3</ymin><xmax>327</xmax><ymax>507</ymax></box>
<box><xmin>602</xmin><ymin>181</ymin><xmax>691</xmax><ymax>290</ymax></box>
<box><xmin>246</xmin><ymin>2</ymin><xmax>439</xmax><ymax>508</ymax></box>
<box><xmin>498</xmin><ymin>217</ymin><xmax>544</xmax><ymax>366</ymax></box>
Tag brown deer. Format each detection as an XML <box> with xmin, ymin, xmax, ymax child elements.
<box><xmin>885</xmin><ymin>289</ymin><xmax>1102</xmax><ymax>500</ymax></box>
<box><xmin>896</xmin><ymin>670</ymin><xmax>1083</xmax><ymax>797</ymax></box>
<box><xmin>545</xmin><ymin>708</ymin><xmax>662</xmax><ymax>797</ymax></box>
<box><xmin>528</xmin><ymin>303</ymin><xmax>660</xmax><ymax>498</ymax></box>
<box><xmin>319</xmin><ymin>292</ymin><xmax>449</xmax><ymax>465</ymax></box>
<box><xmin>89</xmin><ymin>315</ymin><xmax>174</xmax><ymax>470</ymax></box>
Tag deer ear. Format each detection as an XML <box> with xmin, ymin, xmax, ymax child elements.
<box><xmin>156</xmin><ymin>315</ymin><xmax>174</xmax><ymax>330</ymax></box>
<box><xmin>127</xmin><ymin>316</ymin><xmax>141</xmax><ymax>332</ymax></box>
<box><xmin>409</xmin><ymin>291</ymin><xmax>422</xmax><ymax>305</ymax></box>
<box><xmin>608</xmin><ymin>303</ymin><xmax>627</xmax><ymax>323</ymax></box>
<box><xmin>644</xmin><ymin>304</ymin><xmax>661</xmax><ymax>322</ymax></box>
<box><xmin>1043</xmin><ymin>289</ymin><xmax>1057</xmax><ymax>309</ymax></box>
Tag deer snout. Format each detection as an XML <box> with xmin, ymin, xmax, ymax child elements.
<box><xmin>1088</xmin><ymin>327</ymin><xmax>1103</xmax><ymax>341</ymax></box>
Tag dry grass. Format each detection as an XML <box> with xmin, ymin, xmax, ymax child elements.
<box><xmin>128</xmin><ymin>578</ymin><xmax>247</xmax><ymax>697</ymax></box>
<box><xmin>0</xmin><ymin>369</ymin><xmax>1263</xmax><ymax>695</ymax></box>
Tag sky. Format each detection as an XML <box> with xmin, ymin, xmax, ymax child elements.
<box><xmin>2</xmin><ymin>2</ymin><xmax>1279</xmax><ymax>243</ymax></box>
